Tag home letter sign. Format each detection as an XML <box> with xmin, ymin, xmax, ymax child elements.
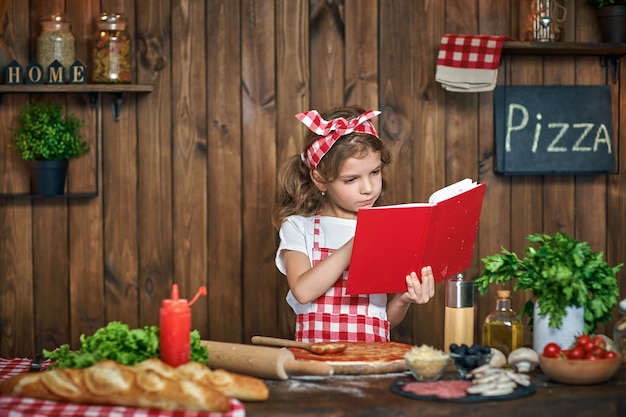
<box><xmin>494</xmin><ymin>86</ymin><xmax>616</xmax><ymax>175</ymax></box>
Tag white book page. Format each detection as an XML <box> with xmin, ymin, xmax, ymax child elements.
<box><xmin>367</xmin><ymin>202</ymin><xmax>430</xmax><ymax>210</ymax></box>
<box><xmin>362</xmin><ymin>178</ymin><xmax>478</xmax><ymax>210</ymax></box>
<box><xmin>428</xmin><ymin>178</ymin><xmax>477</xmax><ymax>205</ymax></box>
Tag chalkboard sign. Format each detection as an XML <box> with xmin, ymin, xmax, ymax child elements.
<box><xmin>494</xmin><ymin>86</ymin><xmax>617</xmax><ymax>175</ymax></box>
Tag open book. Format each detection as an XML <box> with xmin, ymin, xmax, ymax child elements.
<box><xmin>346</xmin><ymin>178</ymin><xmax>486</xmax><ymax>295</ymax></box>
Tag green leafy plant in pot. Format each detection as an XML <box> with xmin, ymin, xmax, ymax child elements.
<box><xmin>474</xmin><ymin>232</ymin><xmax>622</xmax><ymax>350</ymax></box>
<box><xmin>585</xmin><ymin>0</ymin><xmax>626</xmax><ymax>43</ymax></box>
<box><xmin>8</xmin><ymin>101</ymin><xmax>89</xmax><ymax>195</ymax></box>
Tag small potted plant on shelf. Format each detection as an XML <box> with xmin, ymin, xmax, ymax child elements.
<box><xmin>585</xmin><ymin>0</ymin><xmax>626</xmax><ymax>43</ymax></box>
<box><xmin>8</xmin><ymin>101</ymin><xmax>90</xmax><ymax>195</ymax></box>
<box><xmin>474</xmin><ymin>232</ymin><xmax>622</xmax><ymax>352</ymax></box>
<box><xmin>586</xmin><ymin>0</ymin><xmax>626</xmax><ymax>7</ymax></box>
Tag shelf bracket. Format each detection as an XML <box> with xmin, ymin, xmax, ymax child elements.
<box><xmin>599</xmin><ymin>56</ymin><xmax>620</xmax><ymax>84</ymax></box>
<box><xmin>110</xmin><ymin>92</ymin><xmax>123</xmax><ymax>122</ymax></box>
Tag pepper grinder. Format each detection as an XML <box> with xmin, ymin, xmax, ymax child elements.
<box><xmin>444</xmin><ymin>274</ymin><xmax>475</xmax><ymax>351</ymax></box>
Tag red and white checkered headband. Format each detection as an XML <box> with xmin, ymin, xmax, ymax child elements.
<box><xmin>296</xmin><ymin>109</ymin><xmax>381</xmax><ymax>169</ymax></box>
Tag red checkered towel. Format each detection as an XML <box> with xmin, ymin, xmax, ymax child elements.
<box><xmin>435</xmin><ymin>34</ymin><xmax>511</xmax><ymax>92</ymax></box>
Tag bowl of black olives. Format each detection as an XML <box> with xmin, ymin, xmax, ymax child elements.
<box><xmin>449</xmin><ymin>343</ymin><xmax>492</xmax><ymax>378</ymax></box>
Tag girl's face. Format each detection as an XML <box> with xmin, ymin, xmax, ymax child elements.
<box><xmin>315</xmin><ymin>150</ymin><xmax>383</xmax><ymax>219</ymax></box>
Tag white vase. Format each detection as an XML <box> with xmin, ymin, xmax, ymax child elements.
<box><xmin>533</xmin><ymin>302</ymin><xmax>584</xmax><ymax>353</ymax></box>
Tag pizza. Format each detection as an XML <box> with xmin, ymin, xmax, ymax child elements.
<box><xmin>289</xmin><ymin>341</ymin><xmax>412</xmax><ymax>363</ymax></box>
<box><xmin>288</xmin><ymin>341</ymin><xmax>412</xmax><ymax>375</ymax></box>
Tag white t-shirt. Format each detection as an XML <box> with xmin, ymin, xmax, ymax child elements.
<box><xmin>275</xmin><ymin>215</ymin><xmax>387</xmax><ymax>319</ymax></box>
<box><xmin>275</xmin><ymin>215</ymin><xmax>356</xmax><ymax>274</ymax></box>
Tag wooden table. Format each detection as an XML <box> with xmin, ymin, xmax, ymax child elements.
<box><xmin>244</xmin><ymin>366</ymin><xmax>626</xmax><ymax>417</ymax></box>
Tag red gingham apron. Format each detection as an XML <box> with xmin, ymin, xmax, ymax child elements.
<box><xmin>294</xmin><ymin>214</ymin><xmax>390</xmax><ymax>342</ymax></box>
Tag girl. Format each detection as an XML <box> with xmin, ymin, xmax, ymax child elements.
<box><xmin>271</xmin><ymin>105</ymin><xmax>435</xmax><ymax>343</ymax></box>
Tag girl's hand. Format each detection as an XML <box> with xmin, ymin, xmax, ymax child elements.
<box><xmin>387</xmin><ymin>266</ymin><xmax>435</xmax><ymax>328</ymax></box>
<box><xmin>401</xmin><ymin>266</ymin><xmax>435</xmax><ymax>304</ymax></box>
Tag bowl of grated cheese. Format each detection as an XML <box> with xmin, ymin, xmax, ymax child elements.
<box><xmin>404</xmin><ymin>344</ymin><xmax>450</xmax><ymax>381</ymax></box>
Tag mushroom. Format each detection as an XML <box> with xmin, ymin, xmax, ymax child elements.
<box><xmin>488</xmin><ymin>348</ymin><xmax>507</xmax><ymax>368</ymax></box>
<box><xmin>507</xmin><ymin>347</ymin><xmax>539</xmax><ymax>373</ymax></box>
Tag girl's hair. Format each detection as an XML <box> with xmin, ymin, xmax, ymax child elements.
<box><xmin>271</xmin><ymin>105</ymin><xmax>391</xmax><ymax>229</ymax></box>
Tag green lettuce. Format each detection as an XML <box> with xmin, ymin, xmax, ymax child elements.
<box><xmin>43</xmin><ymin>321</ymin><xmax>208</xmax><ymax>369</ymax></box>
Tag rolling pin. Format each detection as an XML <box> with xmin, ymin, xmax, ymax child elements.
<box><xmin>251</xmin><ymin>336</ymin><xmax>344</xmax><ymax>352</ymax></box>
<box><xmin>201</xmin><ymin>340</ymin><xmax>334</xmax><ymax>380</ymax></box>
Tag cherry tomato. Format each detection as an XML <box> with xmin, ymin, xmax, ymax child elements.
<box><xmin>590</xmin><ymin>347</ymin><xmax>606</xmax><ymax>358</ymax></box>
<box><xmin>575</xmin><ymin>334</ymin><xmax>591</xmax><ymax>348</ymax></box>
<box><xmin>543</xmin><ymin>342</ymin><xmax>561</xmax><ymax>358</ymax></box>
<box><xmin>592</xmin><ymin>335</ymin><xmax>607</xmax><ymax>350</ymax></box>
<box><xmin>559</xmin><ymin>349</ymin><xmax>571</xmax><ymax>359</ymax></box>
<box><xmin>568</xmin><ymin>346</ymin><xmax>585</xmax><ymax>360</ymax></box>
<box><xmin>605</xmin><ymin>350</ymin><xmax>619</xmax><ymax>359</ymax></box>
<box><xmin>581</xmin><ymin>340</ymin><xmax>596</xmax><ymax>353</ymax></box>
<box><xmin>585</xmin><ymin>353</ymin><xmax>601</xmax><ymax>360</ymax></box>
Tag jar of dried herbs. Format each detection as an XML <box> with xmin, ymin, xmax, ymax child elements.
<box><xmin>36</xmin><ymin>13</ymin><xmax>75</xmax><ymax>82</ymax></box>
<box><xmin>92</xmin><ymin>12</ymin><xmax>131</xmax><ymax>83</ymax></box>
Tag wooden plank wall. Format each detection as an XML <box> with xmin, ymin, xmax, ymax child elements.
<box><xmin>0</xmin><ymin>0</ymin><xmax>624</xmax><ymax>358</ymax></box>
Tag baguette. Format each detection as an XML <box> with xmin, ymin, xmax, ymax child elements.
<box><xmin>0</xmin><ymin>358</ymin><xmax>268</xmax><ymax>412</ymax></box>
<box><xmin>174</xmin><ymin>360</ymin><xmax>269</xmax><ymax>401</ymax></box>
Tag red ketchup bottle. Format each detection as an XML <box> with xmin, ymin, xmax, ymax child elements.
<box><xmin>159</xmin><ymin>284</ymin><xmax>207</xmax><ymax>367</ymax></box>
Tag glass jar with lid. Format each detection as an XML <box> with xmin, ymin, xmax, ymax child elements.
<box><xmin>36</xmin><ymin>13</ymin><xmax>75</xmax><ymax>82</ymax></box>
<box><xmin>92</xmin><ymin>12</ymin><xmax>131</xmax><ymax>83</ymax></box>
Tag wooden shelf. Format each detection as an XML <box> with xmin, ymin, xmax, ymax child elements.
<box><xmin>0</xmin><ymin>83</ymin><xmax>155</xmax><ymax>93</ymax></box>
<box><xmin>0</xmin><ymin>192</ymin><xmax>98</xmax><ymax>199</ymax></box>
<box><xmin>0</xmin><ymin>85</ymin><xmax>156</xmax><ymax>199</ymax></box>
<box><xmin>501</xmin><ymin>42</ymin><xmax>626</xmax><ymax>83</ymax></box>
<box><xmin>502</xmin><ymin>41</ymin><xmax>626</xmax><ymax>57</ymax></box>
<box><xmin>0</xmin><ymin>83</ymin><xmax>156</xmax><ymax>121</ymax></box>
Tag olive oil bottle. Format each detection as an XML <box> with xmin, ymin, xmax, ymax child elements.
<box><xmin>482</xmin><ymin>290</ymin><xmax>523</xmax><ymax>356</ymax></box>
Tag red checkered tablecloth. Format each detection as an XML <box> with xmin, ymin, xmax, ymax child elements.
<box><xmin>0</xmin><ymin>358</ymin><xmax>245</xmax><ymax>417</ymax></box>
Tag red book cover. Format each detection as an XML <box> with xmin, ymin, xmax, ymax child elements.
<box><xmin>346</xmin><ymin>179</ymin><xmax>486</xmax><ymax>295</ymax></box>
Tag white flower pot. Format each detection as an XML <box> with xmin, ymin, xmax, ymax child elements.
<box><xmin>533</xmin><ymin>302</ymin><xmax>584</xmax><ymax>353</ymax></box>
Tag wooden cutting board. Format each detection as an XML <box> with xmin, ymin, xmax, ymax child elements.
<box><xmin>288</xmin><ymin>341</ymin><xmax>412</xmax><ymax>375</ymax></box>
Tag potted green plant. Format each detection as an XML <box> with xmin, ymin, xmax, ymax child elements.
<box><xmin>586</xmin><ymin>0</ymin><xmax>626</xmax><ymax>7</ymax></box>
<box><xmin>8</xmin><ymin>101</ymin><xmax>89</xmax><ymax>195</ymax></box>
<box><xmin>586</xmin><ymin>0</ymin><xmax>626</xmax><ymax>43</ymax></box>
<box><xmin>474</xmin><ymin>232</ymin><xmax>622</xmax><ymax>351</ymax></box>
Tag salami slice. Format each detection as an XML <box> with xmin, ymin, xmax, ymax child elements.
<box><xmin>403</xmin><ymin>380</ymin><xmax>472</xmax><ymax>399</ymax></box>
